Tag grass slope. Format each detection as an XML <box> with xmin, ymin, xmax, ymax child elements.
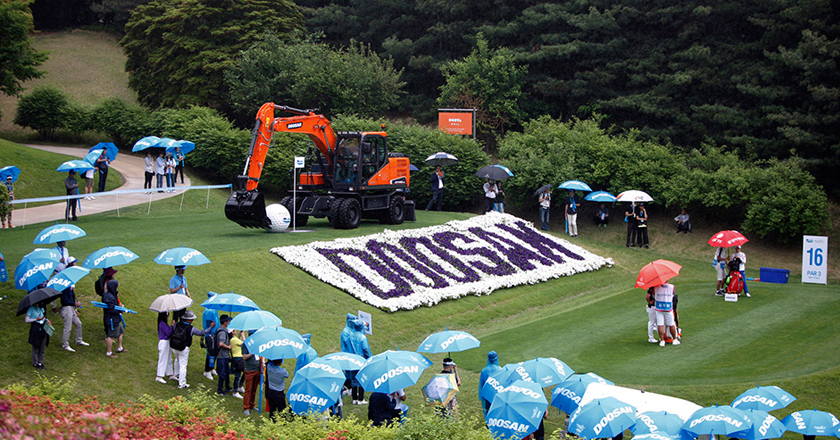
<box><xmin>0</xmin><ymin>139</ymin><xmax>123</xmax><ymax>203</ymax></box>
<box><xmin>0</xmin><ymin>29</ymin><xmax>136</xmax><ymax>134</ymax></box>
<box><xmin>0</xmin><ymin>145</ymin><xmax>838</xmax><ymax>436</ymax></box>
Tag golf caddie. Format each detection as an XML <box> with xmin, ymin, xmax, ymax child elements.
<box><xmin>653</xmin><ymin>283</ymin><xmax>680</xmax><ymax>347</ymax></box>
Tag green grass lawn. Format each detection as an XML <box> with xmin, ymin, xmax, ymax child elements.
<box><xmin>1</xmin><ymin>139</ymin><xmax>123</xmax><ymax>204</ymax></box>
<box><xmin>1</xmin><ymin>145</ymin><xmax>838</xmax><ymax>437</ymax></box>
<box><xmin>0</xmin><ymin>29</ymin><xmax>136</xmax><ymax>136</ymax></box>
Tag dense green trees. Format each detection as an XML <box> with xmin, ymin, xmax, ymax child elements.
<box><xmin>0</xmin><ymin>0</ymin><xmax>47</xmax><ymax>120</ymax></box>
<box><xmin>120</xmin><ymin>0</ymin><xmax>304</xmax><ymax>109</ymax></box>
<box><xmin>14</xmin><ymin>86</ymin><xmax>72</xmax><ymax>138</ymax></box>
<box><xmin>224</xmin><ymin>35</ymin><xmax>405</xmax><ymax>125</ymax></box>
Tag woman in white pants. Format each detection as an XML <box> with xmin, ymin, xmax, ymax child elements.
<box><xmin>156</xmin><ymin>312</ymin><xmax>174</xmax><ymax>383</ymax></box>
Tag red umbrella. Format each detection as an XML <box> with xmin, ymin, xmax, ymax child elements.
<box><xmin>708</xmin><ymin>230</ymin><xmax>749</xmax><ymax>247</ymax></box>
<box><xmin>636</xmin><ymin>259</ymin><xmax>682</xmax><ymax>289</ymax></box>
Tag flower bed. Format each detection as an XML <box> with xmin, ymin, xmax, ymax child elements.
<box><xmin>271</xmin><ymin>213</ymin><xmax>613</xmax><ymax>311</ymax></box>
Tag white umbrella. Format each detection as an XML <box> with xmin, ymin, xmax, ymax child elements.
<box><xmin>149</xmin><ymin>294</ymin><xmax>194</xmax><ymax>312</ymax></box>
<box><xmin>615</xmin><ymin>190</ymin><xmax>653</xmax><ymax>203</ymax></box>
<box><xmin>424</xmin><ymin>152</ymin><xmax>459</xmax><ymax>167</ymax></box>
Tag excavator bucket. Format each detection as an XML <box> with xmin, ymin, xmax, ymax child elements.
<box><xmin>225</xmin><ymin>191</ymin><xmax>269</xmax><ymax>229</ymax></box>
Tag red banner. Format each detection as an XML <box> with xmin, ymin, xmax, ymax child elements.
<box><xmin>438</xmin><ymin>112</ymin><xmax>473</xmax><ymax>135</ymax></box>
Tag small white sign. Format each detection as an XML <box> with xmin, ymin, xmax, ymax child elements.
<box><xmin>802</xmin><ymin>235</ymin><xmax>828</xmax><ymax>284</ymax></box>
<box><xmin>725</xmin><ymin>293</ymin><xmax>739</xmax><ymax>302</ymax></box>
<box><xmin>294</xmin><ymin>156</ymin><xmax>305</xmax><ymax>169</ymax></box>
<box><xmin>358</xmin><ymin>310</ymin><xmax>372</xmax><ymax>335</ymax></box>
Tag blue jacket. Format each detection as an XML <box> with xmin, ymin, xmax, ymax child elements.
<box><xmin>296</xmin><ymin>333</ymin><xmax>319</xmax><ymax>372</ymax></box>
<box><xmin>348</xmin><ymin>319</ymin><xmax>372</xmax><ymax>358</ymax></box>
<box><xmin>340</xmin><ymin>313</ymin><xmax>356</xmax><ymax>353</ymax></box>
<box><xmin>479</xmin><ymin>351</ymin><xmax>502</xmax><ymax>414</ymax></box>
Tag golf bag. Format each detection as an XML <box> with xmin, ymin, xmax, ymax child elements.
<box><xmin>725</xmin><ymin>258</ymin><xmax>744</xmax><ymax>294</ymax></box>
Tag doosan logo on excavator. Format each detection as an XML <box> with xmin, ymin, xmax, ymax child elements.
<box><xmin>287</xmin><ymin>122</ymin><xmax>303</xmax><ymax>129</ymax></box>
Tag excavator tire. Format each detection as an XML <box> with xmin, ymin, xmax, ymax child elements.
<box><xmin>280</xmin><ymin>196</ymin><xmax>308</xmax><ymax>228</ymax></box>
<box><xmin>328</xmin><ymin>197</ymin><xmax>344</xmax><ymax>228</ymax></box>
<box><xmin>381</xmin><ymin>196</ymin><xmax>405</xmax><ymax>225</ymax></box>
<box><xmin>339</xmin><ymin>198</ymin><xmax>361</xmax><ymax>229</ymax></box>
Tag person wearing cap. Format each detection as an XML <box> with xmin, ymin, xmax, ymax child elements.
<box><xmin>479</xmin><ymin>351</ymin><xmax>501</xmax><ymax>417</ymax></box>
<box><xmin>202</xmin><ymin>291</ymin><xmax>220</xmax><ymax>380</ymax></box>
<box><xmin>95</xmin><ymin>267</ymin><xmax>118</xmax><ymax>298</ymax></box>
<box><xmin>103</xmin><ymin>279</ymin><xmax>126</xmax><ymax>357</ymax></box>
<box><xmin>95</xmin><ymin>150</ymin><xmax>110</xmax><ymax>193</ymax></box>
<box><xmin>155</xmin><ymin>151</ymin><xmax>166</xmax><ymax>193</ymax></box>
<box><xmin>170</xmin><ymin>310</ymin><xmax>216</xmax><ymax>389</ymax></box>
<box><xmin>2</xmin><ymin>174</ymin><xmax>13</xmax><ymax>228</ymax></box>
<box><xmin>54</xmin><ymin>241</ymin><xmax>71</xmax><ymax>273</ymax></box>
<box><xmin>65</xmin><ymin>170</ymin><xmax>79</xmax><ymax>222</ymax></box>
<box><xmin>732</xmin><ymin>245</ymin><xmax>750</xmax><ymax>297</ymax></box>
<box><xmin>439</xmin><ymin>357</ymin><xmax>461</xmax><ymax>417</ymax></box>
<box><xmin>55</xmin><ymin>257</ymin><xmax>87</xmax><ymax>352</ymax></box>
<box><xmin>215</xmin><ymin>314</ymin><xmax>233</xmax><ymax>396</ymax></box>
<box><xmin>169</xmin><ymin>266</ymin><xmax>190</xmax><ymax>322</ymax></box>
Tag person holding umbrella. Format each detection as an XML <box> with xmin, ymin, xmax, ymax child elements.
<box><xmin>483</xmin><ymin>178</ymin><xmax>497</xmax><ymax>213</ymax></box>
<box><xmin>265</xmin><ymin>358</ymin><xmax>290</xmax><ymax>421</ymax></box>
<box><xmin>494</xmin><ymin>181</ymin><xmax>505</xmax><ymax>213</ymax></box>
<box><xmin>539</xmin><ymin>187</ymin><xmax>551</xmax><ymax>231</ymax></box>
<box><xmin>636</xmin><ymin>203</ymin><xmax>650</xmax><ymax>248</ymax></box>
<box><xmin>479</xmin><ymin>351</ymin><xmax>502</xmax><ymax>417</ymax></box>
<box><xmin>3</xmin><ymin>173</ymin><xmax>14</xmax><ymax>228</ymax></box>
<box><xmin>144</xmin><ymin>151</ymin><xmax>154</xmax><ymax>192</ymax></box>
<box><xmin>565</xmin><ymin>189</ymin><xmax>580</xmax><ymax>237</ymax></box>
<box><xmin>438</xmin><ymin>357</ymin><xmax>461</xmax><ymax>417</ymax></box>
<box><xmin>103</xmin><ymin>279</ymin><xmax>127</xmax><ymax>357</ymax></box>
<box><xmin>53</xmin><ymin>258</ymin><xmax>88</xmax><ymax>352</ymax></box>
<box><xmin>174</xmin><ymin>146</ymin><xmax>186</xmax><ymax>184</ymax></box>
<box><xmin>155</xmin><ymin>151</ymin><xmax>166</xmax><ymax>192</ymax></box>
<box><xmin>625</xmin><ymin>204</ymin><xmax>637</xmax><ymax>247</ymax></box>
<box><xmin>425</xmin><ymin>165</ymin><xmax>445</xmax><ymax>211</ymax></box>
<box><xmin>95</xmin><ymin>150</ymin><xmax>110</xmax><ymax>193</ymax></box>
<box><xmin>65</xmin><ymin>170</ymin><xmax>79</xmax><ymax>222</ymax></box>
<box><xmin>24</xmin><ymin>298</ymin><xmax>51</xmax><ymax>369</ymax></box>
<box><xmin>653</xmin><ymin>282</ymin><xmax>680</xmax><ymax>347</ymax></box>
<box><xmin>714</xmin><ymin>246</ymin><xmax>729</xmax><ymax>296</ymax></box>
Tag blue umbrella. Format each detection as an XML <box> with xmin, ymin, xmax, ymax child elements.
<box><xmin>200</xmin><ymin>291</ymin><xmax>260</xmax><ymax>313</ymax></box>
<box><xmin>153</xmin><ymin>246</ymin><xmax>211</xmax><ymax>266</ymax></box>
<box><xmin>731</xmin><ymin>385</ymin><xmax>796</xmax><ymax>411</ymax></box>
<box><xmin>228</xmin><ymin>310</ymin><xmax>282</xmax><ymax>331</ymax></box>
<box><xmin>0</xmin><ymin>165</ymin><xmax>21</xmax><ymax>183</ymax></box>
<box><xmin>781</xmin><ymin>409</ymin><xmax>840</xmax><ymax>436</ymax></box>
<box><xmin>519</xmin><ymin>357</ymin><xmax>575</xmax><ymax>387</ymax></box>
<box><xmin>0</xmin><ymin>250</ymin><xmax>7</xmax><ymax>283</ymax></box>
<box><xmin>479</xmin><ymin>363</ymin><xmax>540</xmax><ymax>404</ymax></box>
<box><xmin>356</xmin><ymin>350</ymin><xmax>431</xmax><ymax>394</ymax></box>
<box><xmin>633</xmin><ymin>411</ymin><xmax>688</xmax><ymax>437</ymax></box>
<box><xmin>558</xmin><ymin>180</ymin><xmax>593</xmax><ymax>192</ymax></box>
<box><xmin>83</xmin><ymin>245</ymin><xmax>139</xmax><ymax>268</ymax></box>
<box><xmin>33</xmin><ymin>223</ymin><xmax>87</xmax><ymax>244</ymax></box>
<box><xmin>46</xmin><ymin>266</ymin><xmax>90</xmax><ymax>291</ymax></box>
<box><xmin>91</xmin><ymin>142</ymin><xmax>118</xmax><ymax>161</ymax></box>
<box><xmin>417</xmin><ymin>330</ymin><xmax>480</xmax><ymax>354</ymax></box>
<box><xmin>569</xmin><ymin>397</ymin><xmax>637</xmax><ymax>439</ymax></box>
<box><xmin>408</xmin><ymin>164</ymin><xmax>419</xmax><ymax>172</ymax></box>
<box><xmin>633</xmin><ymin>434</ymin><xmax>676</xmax><ymax>440</ymax></box>
<box><xmin>682</xmin><ymin>405</ymin><xmax>752</xmax><ymax>438</ymax></box>
<box><xmin>584</xmin><ymin>190</ymin><xmax>617</xmax><ymax>202</ymax></box>
<box><xmin>244</xmin><ymin>326</ymin><xmax>307</xmax><ymax>360</ymax></box>
<box><xmin>84</xmin><ymin>149</ymin><xmax>104</xmax><ymax>165</ymax></box>
<box><xmin>156</xmin><ymin>137</ymin><xmax>180</xmax><ymax>150</ymax></box>
<box><xmin>132</xmin><ymin>136</ymin><xmax>161</xmax><ymax>152</ymax></box>
<box><xmin>486</xmin><ymin>380</ymin><xmax>548</xmax><ymax>440</ymax></box>
<box><xmin>317</xmin><ymin>352</ymin><xmax>367</xmax><ymax>371</ymax></box>
<box><xmin>730</xmin><ymin>409</ymin><xmax>787</xmax><ymax>440</ymax></box>
<box><xmin>166</xmin><ymin>140</ymin><xmax>195</xmax><ymax>156</ymax></box>
<box><xmin>288</xmin><ymin>360</ymin><xmax>345</xmax><ymax>415</ymax></box>
<box><xmin>56</xmin><ymin>160</ymin><xmax>94</xmax><ymax>173</ymax></box>
<box><xmin>14</xmin><ymin>248</ymin><xmax>61</xmax><ymax>291</ymax></box>
<box><xmin>424</xmin><ymin>151</ymin><xmax>459</xmax><ymax>167</ymax></box>
<box><xmin>551</xmin><ymin>373</ymin><xmax>615</xmax><ymax>415</ymax></box>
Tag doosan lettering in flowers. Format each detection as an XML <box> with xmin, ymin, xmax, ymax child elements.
<box><xmin>733</xmin><ymin>395</ymin><xmax>778</xmax><ymax>408</ymax></box>
<box><xmin>373</xmin><ymin>365</ymin><xmax>420</xmax><ymax>389</ymax></box>
<box><xmin>258</xmin><ymin>338</ymin><xmax>304</xmax><ymax>353</ymax></box>
<box><xmin>288</xmin><ymin>393</ymin><xmax>329</xmax><ymax>407</ymax></box>
<box><xmin>688</xmin><ymin>414</ymin><xmax>744</xmax><ymax>429</ymax></box>
<box><xmin>593</xmin><ymin>406</ymin><xmax>634</xmax><ymax>435</ymax></box>
<box><xmin>94</xmin><ymin>250</ymin><xmax>135</xmax><ymax>266</ymax></box>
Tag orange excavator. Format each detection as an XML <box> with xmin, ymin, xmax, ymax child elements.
<box><xmin>225</xmin><ymin>103</ymin><xmax>412</xmax><ymax>230</ymax></box>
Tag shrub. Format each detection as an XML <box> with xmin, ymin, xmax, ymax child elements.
<box><xmin>5</xmin><ymin>373</ymin><xmax>80</xmax><ymax>404</ymax></box>
<box><xmin>88</xmin><ymin>97</ymin><xmax>151</xmax><ymax>149</ymax></box>
<box><xmin>13</xmin><ymin>85</ymin><xmax>72</xmax><ymax>139</ymax></box>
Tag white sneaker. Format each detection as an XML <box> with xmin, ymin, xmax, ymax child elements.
<box><xmin>659</xmin><ymin>340</ymin><xmax>666</xmax><ymax>347</ymax></box>
<box><xmin>648</xmin><ymin>338</ymin><xmax>658</xmax><ymax>343</ymax></box>
<box><xmin>77</xmin><ymin>341</ymin><xmax>90</xmax><ymax>346</ymax></box>
<box><xmin>238</xmin><ymin>387</ymin><xmax>245</xmax><ymax>393</ymax></box>
<box><xmin>233</xmin><ymin>392</ymin><xmax>243</xmax><ymax>399</ymax></box>
<box><xmin>745</xmin><ymin>293</ymin><xmax>751</xmax><ymax>297</ymax></box>
<box><xmin>203</xmin><ymin>371</ymin><xmax>214</xmax><ymax>380</ymax></box>
<box><xmin>155</xmin><ymin>377</ymin><xmax>167</xmax><ymax>384</ymax></box>
<box><xmin>357</xmin><ymin>400</ymin><xmax>368</xmax><ymax>405</ymax></box>
<box><xmin>211</xmin><ymin>370</ymin><xmax>218</xmax><ymax>377</ymax></box>
<box><xmin>672</xmin><ymin>339</ymin><xmax>681</xmax><ymax>345</ymax></box>
<box><xmin>178</xmin><ymin>383</ymin><xmax>190</xmax><ymax>389</ymax></box>
<box><xmin>243</xmin><ymin>410</ymin><xmax>251</xmax><ymax>416</ymax></box>
<box><xmin>63</xmin><ymin>346</ymin><xmax>76</xmax><ymax>352</ymax></box>
<box><xmin>352</xmin><ymin>400</ymin><xmax>358</xmax><ymax>405</ymax></box>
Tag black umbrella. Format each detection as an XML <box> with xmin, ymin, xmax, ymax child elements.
<box><xmin>476</xmin><ymin>165</ymin><xmax>514</xmax><ymax>181</ymax></box>
<box><xmin>17</xmin><ymin>287</ymin><xmax>62</xmax><ymax>316</ymax></box>
<box><xmin>533</xmin><ymin>184</ymin><xmax>552</xmax><ymax>197</ymax></box>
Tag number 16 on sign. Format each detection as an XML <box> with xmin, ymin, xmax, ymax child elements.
<box><xmin>802</xmin><ymin>235</ymin><xmax>828</xmax><ymax>284</ymax></box>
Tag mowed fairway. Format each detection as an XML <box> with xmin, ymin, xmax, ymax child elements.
<box><xmin>1</xmin><ymin>162</ymin><xmax>838</xmax><ymax>435</ymax></box>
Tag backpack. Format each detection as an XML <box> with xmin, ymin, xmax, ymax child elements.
<box><xmin>207</xmin><ymin>328</ymin><xmax>225</xmax><ymax>357</ymax></box>
<box><xmin>169</xmin><ymin>322</ymin><xmax>193</xmax><ymax>351</ymax></box>
<box><xmin>94</xmin><ymin>274</ymin><xmax>106</xmax><ymax>298</ymax></box>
